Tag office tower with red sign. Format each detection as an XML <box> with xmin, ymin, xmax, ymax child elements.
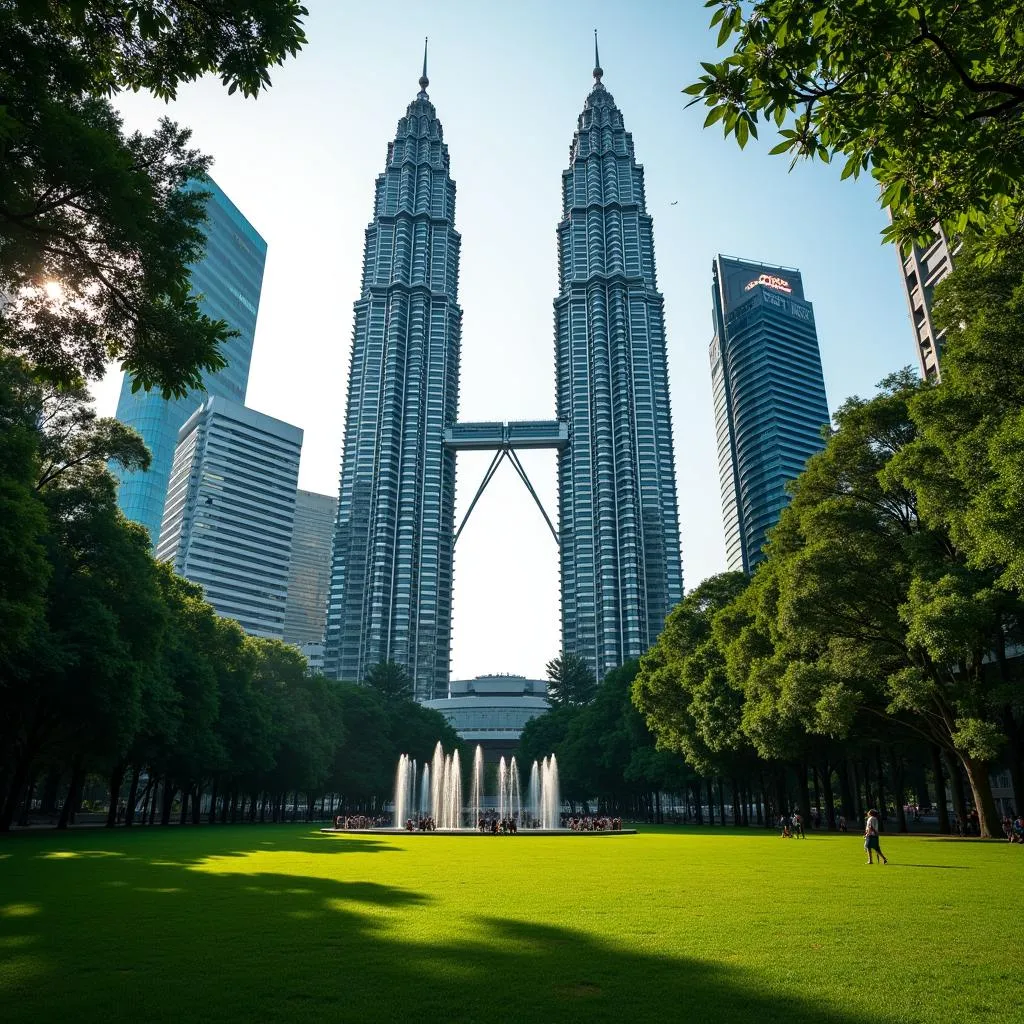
<box><xmin>710</xmin><ymin>255</ymin><xmax>830</xmax><ymax>573</ymax></box>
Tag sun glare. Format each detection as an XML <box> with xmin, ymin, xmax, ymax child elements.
<box><xmin>43</xmin><ymin>280</ymin><xmax>63</xmax><ymax>301</ymax></box>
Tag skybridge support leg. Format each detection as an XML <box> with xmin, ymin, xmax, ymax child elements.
<box><xmin>506</xmin><ymin>448</ymin><xmax>560</xmax><ymax>547</ymax></box>
<box><xmin>454</xmin><ymin>449</ymin><xmax>506</xmax><ymax>545</ymax></box>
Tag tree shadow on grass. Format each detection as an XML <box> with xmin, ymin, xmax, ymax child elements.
<box><xmin>1</xmin><ymin>823</ymin><xmax>400</xmax><ymax>864</ymax></box>
<box><xmin>887</xmin><ymin>863</ymin><xmax>971</xmax><ymax>870</ymax></box>
<box><xmin>0</xmin><ymin>839</ymin><xmax>880</xmax><ymax>1024</ymax></box>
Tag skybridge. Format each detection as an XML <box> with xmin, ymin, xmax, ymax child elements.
<box><xmin>444</xmin><ymin>420</ymin><xmax>567</xmax><ymax>546</ymax></box>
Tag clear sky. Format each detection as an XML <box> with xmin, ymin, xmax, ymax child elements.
<box><xmin>90</xmin><ymin>0</ymin><xmax>919</xmax><ymax>683</ymax></box>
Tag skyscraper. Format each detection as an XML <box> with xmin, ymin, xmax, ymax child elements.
<box><xmin>156</xmin><ymin>397</ymin><xmax>302</xmax><ymax>639</ymax></box>
<box><xmin>113</xmin><ymin>176</ymin><xmax>268</xmax><ymax>544</ymax></box>
<box><xmin>284</xmin><ymin>489</ymin><xmax>338</xmax><ymax>646</ymax></box>
<box><xmin>554</xmin><ymin>43</ymin><xmax>684</xmax><ymax>679</ymax></box>
<box><xmin>710</xmin><ymin>255</ymin><xmax>830</xmax><ymax>573</ymax></box>
<box><xmin>895</xmin><ymin>223</ymin><xmax>958</xmax><ymax>381</ymax></box>
<box><xmin>324</xmin><ymin>50</ymin><xmax>462</xmax><ymax>699</ymax></box>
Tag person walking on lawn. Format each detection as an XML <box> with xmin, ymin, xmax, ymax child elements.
<box><xmin>864</xmin><ymin>808</ymin><xmax>887</xmax><ymax>865</ymax></box>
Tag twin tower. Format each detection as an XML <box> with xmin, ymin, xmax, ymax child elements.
<box><xmin>323</xmin><ymin>45</ymin><xmax>683</xmax><ymax>699</ymax></box>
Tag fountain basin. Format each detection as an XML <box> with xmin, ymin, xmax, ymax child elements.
<box><xmin>320</xmin><ymin>827</ymin><xmax>637</xmax><ymax>836</ymax></box>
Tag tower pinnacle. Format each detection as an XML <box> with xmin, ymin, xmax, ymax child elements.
<box><xmin>593</xmin><ymin>29</ymin><xmax>603</xmax><ymax>85</ymax></box>
<box><xmin>418</xmin><ymin>36</ymin><xmax>429</xmax><ymax>95</ymax></box>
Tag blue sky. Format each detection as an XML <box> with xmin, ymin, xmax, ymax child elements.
<box><xmin>91</xmin><ymin>0</ymin><xmax>919</xmax><ymax>682</ymax></box>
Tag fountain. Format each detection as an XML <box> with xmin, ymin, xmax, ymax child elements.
<box><xmin>469</xmin><ymin>745</ymin><xmax>484</xmax><ymax>827</ymax></box>
<box><xmin>386</xmin><ymin>743</ymin><xmax>561</xmax><ymax>831</ymax></box>
<box><xmin>540</xmin><ymin>754</ymin><xmax>560</xmax><ymax>830</ymax></box>
<box><xmin>327</xmin><ymin>742</ymin><xmax>621</xmax><ymax>835</ymax></box>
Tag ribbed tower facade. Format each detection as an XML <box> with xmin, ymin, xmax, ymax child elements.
<box><xmin>324</xmin><ymin>58</ymin><xmax>461</xmax><ymax>700</ymax></box>
<box><xmin>554</xmin><ymin>52</ymin><xmax>683</xmax><ymax>679</ymax></box>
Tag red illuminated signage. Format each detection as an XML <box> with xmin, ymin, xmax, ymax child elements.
<box><xmin>744</xmin><ymin>274</ymin><xmax>792</xmax><ymax>294</ymax></box>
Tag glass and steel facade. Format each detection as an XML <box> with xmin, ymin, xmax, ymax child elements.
<box><xmin>155</xmin><ymin>396</ymin><xmax>302</xmax><ymax>639</ymax></box>
<box><xmin>896</xmin><ymin>223</ymin><xmax>957</xmax><ymax>381</ymax></box>
<box><xmin>283</xmin><ymin>489</ymin><xmax>338</xmax><ymax>646</ymax></box>
<box><xmin>710</xmin><ymin>255</ymin><xmax>830</xmax><ymax>573</ymax></box>
<box><xmin>324</xmin><ymin>69</ymin><xmax>462</xmax><ymax>700</ymax></box>
<box><xmin>554</xmin><ymin>62</ymin><xmax>683</xmax><ymax>679</ymax></box>
<box><xmin>113</xmin><ymin>176</ymin><xmax>268</xmax><ymax>544</ymax></box>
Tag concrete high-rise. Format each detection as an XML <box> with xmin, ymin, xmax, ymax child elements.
<box><xmin>283</xmin><ymin>489</ymin><xmax>338</xmax><ymax>646</ymax></box>
<box><xmin>156</xmin><ymin>397</ymin><xmax>302</xmax><ymax>639</ymax></box>
<box><xmin>324</xmin><ymin>51</ymin><xmax>461</xmax><ymax>699</ymax></box>
<box><xmin>554</xmin><ymin>46</ymin><xmax>683</xmax><ymax>677</ymax></box>
<box><xmin>113</xmin><ymin>176</ymin><xmax>267</xmax><ymax>544</ymax></box>
<box><xmin>710</xmin><ymin>255</ymin><xmax>830</xmax><ymax>573</ymax></box>
<box><xmin>895</xmin><ymin>224</ymin><xmax>958</xmax><ymax>381</ymax></box>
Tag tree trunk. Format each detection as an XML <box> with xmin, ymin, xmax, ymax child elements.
<box><xmin>706</xmin><ymin>778</ymin><xmax>715</xmax><ymax>825</ymax></box>
<box><xmin>821</xmin><ymin>762</ymin><xmax>837</xmax><ymax>830</ymax></box>
<box><xmin>191</xmin><ymin>784</ymin><xmax>202</xmax><ymax>825</ymax></box>
<box><xmin>57</xmin><ymin>763</ymin><xmax>85</xmax><ymax>830</ymax></box>
<box><xmin>929</xmin><ymin>745</ymin><xmax>950</xmax><ymax>834</ymax></box>
<box><xmin>17</xmin><ymin>773</ymin><xmax>37</xmax><ymax>827</ymax></box>
<box><xmin>717</xmin><ymin>777</ymin><xmax>726</xmax><ymax>824</ymax></box>
<box><xmin>842</xmin><ymin>759</ymin><xmax>857</xmax><ymax>820</ymax></box>
<box><xmin>160</xmin><ymin>782</ymin><xmax>175</xmax><ymax>827</ymax></box>
<box><xmin>730</xmin><ymin>778</ymin><xmax>742</xmax><ymax>826</ymax></box>
<box><xmin>179</xmin><ymin>786</ymin><xmax>189</xmax><ymax>826</ymax></box>
<box><xmin>847</xmin><ymin>765</ymin><xmax>864</xmax><ymax>819</ymax></box>
<box><xmin>125</xmin><ymin>767</ymin><xmax>141</xmax><ymax>828</ymax></box>
<box><xmin>945</xmin><ymin>753</ymin><xmax>968</xmax><ymax>825</ymax></box>
<box><xmin>960</xmin><ymin>754</ymin><xmax>1001</xmax><ymax>839</ymax></box>
<box><xmin>691</xmin><ymin>782</ymin><xmax>703</xmax><ymax>825</ymax></box>
<box><xmin>208</xmin><ymin>777</ymin><xmax>219</xmax><ymax>825</ymax></box>
<box><xmin>796</xmin><ymin>760</ymin><xmax>812</xmax><ymax>825</ymax></box>
<box><xmin>890</xmin><ymin>749</ymin><xmax>908</xmax><ymax>833</ymax></box>
<box><xmin>106</xmin><ymin>762</ymin><xmax>126</xmax><ymax>828</ymax></box>
<box><xmin>812</xmin><ymin>765</ymin><xmax>822</xmax><ymax>821</ymax></box>
<box><xmin>0</xmin><ymin>753</ymin><xmax>33</xmax><ymax>831</ymax></box>
<box><xmin>875</xmin><ymin>748</ymin><xmax>887</xmax><ymax>823</ymax></box>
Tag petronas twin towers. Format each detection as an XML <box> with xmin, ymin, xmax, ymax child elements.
<box><xmin>324</xmin><ymin>43</ymin><xmax>682</xmax><ymax>699</ymax></box>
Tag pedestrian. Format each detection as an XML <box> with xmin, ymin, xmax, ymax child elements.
<box><xmin>864</xmin><ymin>808</ymin><xmax>887</xmax><ymax>865</ymax></box>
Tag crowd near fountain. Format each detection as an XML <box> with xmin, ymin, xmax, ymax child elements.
<box><xmin>392</xmin><ymin>742</ymin><xmax>561</xmax><ymax>831</ymax></box>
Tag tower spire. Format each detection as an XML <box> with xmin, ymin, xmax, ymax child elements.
<box><xmin>593</xmin><ymin>29</ymin><xmax>603</xmax><ymax>84</ymax></box>
<box><xmin>418</xmin><ymin>36</ymin><xmax>429</xmax><ymax>95</ymax></box>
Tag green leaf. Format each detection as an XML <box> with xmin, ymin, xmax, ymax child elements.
<box><xmin>704</xmin><ymin>105</ymin><xmax>728</xmax><ymax>127</ymax></box>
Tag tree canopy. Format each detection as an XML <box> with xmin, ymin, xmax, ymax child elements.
<box><xmin>0</xmin><ymin>1</ymin><xmax>307</xmax><ymax>395</ymax></box>
<box><xmin>545</xmin><ymin>652</ymin><xmax>597</xmax><ymax>707</ymax></box>
<box><xmin>687</xmin><ymin>1</ymin><xmax>1024</xmax><ymax>249</ymax></box>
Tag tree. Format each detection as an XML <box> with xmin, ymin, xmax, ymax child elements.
<box><xmin>635</xmin><ymin>573</ymin><xmax>773</xmax><ymax>824</ymax></box>
<box><xmin>633</xmin><ymin>572</ymin><xmax>749</xmax><ymax>770</ymax></box>
<box><xmin>0</xmin><ymin>2</ymin><xmax>308</xmax><ymax>394</ymax></box>
<box><xmin>0</xmin><ymin>373</ymin><xmax>163</xmax><ymax>830</ymax></box>
<box><xmin>687</xmin><ymin>2</ymin><xmax>1024</xmax><ymax>248</ymax></box>
<box><xmin>743</xmin><ymin>372</ymin><xmax>1015</xmax><ymax>836</ymax></box>
<box><xmin>545</xmin><ymin>652</ymin><xmax>597</xmax><ymax>707</ymax></box>
<box><xmin>364</xmin><ymin>660</ymin><xmax>413</xmax><ymax>703</ymax></box>
<box><xmin>0</xmin><ymin>357</ymin><xmax>49</xmax><ymax>675</ymax></box>
<box><xmin>895</xmin><ymin>236</ymin><xmax>1024</xmax><ymax>811</ymax></box>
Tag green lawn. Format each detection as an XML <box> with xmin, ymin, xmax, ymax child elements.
<box><xmin>0</xmin><ymin>825</ymin><xmax>1020</xmax><ymax>1023</ymax></box>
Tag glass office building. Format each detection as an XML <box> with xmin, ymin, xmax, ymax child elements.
<box><xmin>710</xmin><ymin>255</ymin><xmax>830</xmax><ymax>573</ymax></box>
<box><xmin>155</xmin><ymin>397</ymin><xmax>302</xmax><ymax>639</ymax></box>
<box><xmin>554</xmin><ymin>54</ymin><xmax>683</xmax><ymax>678</ymax></box>
<box><xmin>113</xmin><ymin>176</ymin><xmax>268</xmax><ymax>545</ymax></box>
<box><xmin>323</xmin><ymin>61</ymin><xmax>462</xmax><ymax>700</ymax></box>
<box><xmin>283</xmin><ymin>489</ymin><xmax>338</xmax><ymax>647</ymax></box>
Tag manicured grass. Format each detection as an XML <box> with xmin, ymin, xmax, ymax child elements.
<box><xmin>0</xmin><ymin>825</ymin><xmax>1020</xmax><ymax>1023</ymax></box>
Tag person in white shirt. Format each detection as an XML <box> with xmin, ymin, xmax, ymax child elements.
<box><xmin>864</xmin><ymin>808</ymin><xmax>888</xmax><ymax>864</ymax></box>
